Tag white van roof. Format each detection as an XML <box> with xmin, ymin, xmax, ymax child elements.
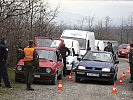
<box><xmin>62</xmin><ymin>30</ymin><xmax>94</xmax><ymax>39</ymax></box>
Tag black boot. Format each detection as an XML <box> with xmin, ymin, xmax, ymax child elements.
<box><xmin>26</xmin><ymin>84</ymin><xmax>34</xmax><ymax>91</ymax></box>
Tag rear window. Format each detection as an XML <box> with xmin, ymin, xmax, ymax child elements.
<box><xmin>119</xmin><ymin>44</ymin><xmax>130</xmax><ymax>49</ymax></box>
<box><xmin>35</xmin><ymin>38</ymin><xmax>61</xmax><ymax>48</ymax></box>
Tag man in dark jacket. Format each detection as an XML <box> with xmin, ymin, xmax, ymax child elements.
<box><xmin>129</xmin><ymin>43</ymin><xmax>133</xmax><ymax>83</ymax></box>
<box><xmin>16</xmin><ymin>40</ymin><xmax>23</xmax><ymax>63</ymax></box>
<box><xmin>104</xmin><ymin>42</ymin><xmax>114</xmax><ymax>54</ymax></box>
<box><xmin>59</xmin><ymin>44</ymin><xmax>70</xmax><ymax>77</ymax></box>
<box><xmin>0</xmin><ymin>38</ymin><xmax>12</xmax><ymax>89</ymax></box>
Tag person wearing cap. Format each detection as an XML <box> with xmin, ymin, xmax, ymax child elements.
<box><xmin>23</xmin><ymin>40</ymin><xmax>39</xmax><ymax>91</ymax></box>
<box><xmin>59</xmin><ymin>44</ymin><xmax>70</xmax><ymax>77</ymax></box>
<box><xmin>0</xmin><ymin>38</ymin><xmax>12</xmax><ymax>89</ymax></box>
<box><xmin>129</xmin><ymin>43</ymin><xmax>133</xmax><ymax>83</ymax></box>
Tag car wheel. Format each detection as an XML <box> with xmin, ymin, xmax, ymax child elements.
<box><xmin>75</xmin><ymin>76</ymin><xmax>80</xmax><ymax>82</ymax></box>
<box><xmin>109</xmin><ymin>79</ymin><xmax>115</xmax><ymax>85</ymax></box>
<box><xmin>58</xmin><ymin>71</ymin><xmax>62</xmax><ymax>80</ymax></box>
<box><xmin>51</xmin><ymin>72</ymin><xmax>58</xmax><ymax>85</ymax></box>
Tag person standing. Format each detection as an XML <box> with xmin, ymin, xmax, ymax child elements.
<box><xmin>129</xmin><ymin>43</ymin><xmax>133</xmax><ymax>83</ymax></box>
<box><xmin>59</xmin><ymin>44</ymin><xmax>70</xmax><ymax>77</ymax></box>
<box><xmin>16</xmin><ymin>40</ymin><xmax>23</xmax><ymax>63</ymax></box>
<box><xmin>104</xmin><ymin>42</ymin><xmax>114</xmax><ymax>54</ymax></box>
<box><xmin>23</xmin><ymin>40</ymin><xmax>39</xmax><ymax>91</ymax></box>
<box><xmin>0</xmin><ymin>38</ymin><xmax>12</xmax><ymax>89</ymax></box>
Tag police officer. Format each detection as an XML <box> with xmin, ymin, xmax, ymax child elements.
<box><xmin>59</xmin><ymin>44</ymin><xmax>70</xmax><ymax>77</ymax></box>
<box><xmin>23</xmin><ymin>40</ymin><xmax>39</xmax><ymax>91</ymax></box>
<box><xmin>129</xmin><ymin>43</ymin><xmax>133</xmax><ymax>83</ymax></box>
<box><xmin>0</xmin><ymin>38</ymin><xmax>12</xmax><ymax>89</ymax></box>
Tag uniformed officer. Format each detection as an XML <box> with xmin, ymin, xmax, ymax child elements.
<box><xmin>0</xmin><ymin>38</ymin><xmax>12</xmax><ymax>89</ymax></box>
<box><xmin>23</xmin><ymin>40</ymin><xmax>39</xmax><ymax>91</ymax></box>
<box><xmin>129</xmin><ymin>43</ymin><xmax>133</xmax><ymax>83</ymax></box>
<box><xmin>59</xmin><ymin>44</ymin><xmax>70</xmax><ymax>77</ymax></box>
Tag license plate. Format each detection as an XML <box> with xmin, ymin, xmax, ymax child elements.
<box><xmin>34</xmin><ymin>75</ymin><xmax>40</xmax><ymax>78</ymax></box>
<box><xmin>87</xmin><ymin>73</ymin><xmax>99</xmax><ymax>77</ymax></box>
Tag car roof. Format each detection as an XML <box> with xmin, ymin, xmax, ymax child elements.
<box><xmin>87</xmin><ymin>51</ymin><xmax>112</xmax><ymax>55</ymax></box>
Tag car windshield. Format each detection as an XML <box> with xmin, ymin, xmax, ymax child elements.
<box><xmin>36</xmin><ymin>50</ymin><xmax>56</xmax><ymax>61</ymax></box>
<box><xmin>83</xmin><ymin>52</ymin><xmax>113</xmax><ymax>63</ymax></box>
<box><xmin>119</xmin><ymin>44</ymin><xmax>130</xmax><ymax>49</ymax></box>
<box><xmin>62</xmin><ymin>36</ymin><xmax>86</xmax><ymax>49</ymax></box>
<box><xmin>35</xmin><ymin>38</ymin><xmax>61</xmax><ymax>48</ymax></box>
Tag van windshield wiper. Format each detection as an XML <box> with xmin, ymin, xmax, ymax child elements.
<box><xmin>93</xmin><ymin>60</ymin><xmax>106</xmax><ymax>62</ymax></box>
<box><xmin>82</xmin><ymin>59</ymin><xmax>92</xmax><ymax>61</ymax></box>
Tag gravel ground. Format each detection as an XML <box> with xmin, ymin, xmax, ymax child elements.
<box><xmin>0</xmin><ymin>58</ymin><xmax>133</xmax><ymax>100</ymax></box>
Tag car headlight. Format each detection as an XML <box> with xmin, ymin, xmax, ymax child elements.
<box><xmin>78</xmin><ymin>66</ymin><xmax>86</xmax><ymax>70</ymax></box>
<box><xmin>46</xmin><ymin>68</ymin><xmax>51</xmax><ymax>73</ymax></box>
<box><xmin>102</xmin><ymin>68</ymin><xmax>110</xmax><ymax>72</ymax></box>
<box><xmin>17</xmin><ymin>66</ymin><xmax>22</xmax><ymax>71</ymax></box>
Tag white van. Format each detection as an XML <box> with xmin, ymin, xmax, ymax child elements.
<box><xmin>95</xmin><ymin>40</ymin><xmax>105</xmax><ymax>51</ymax></box>
<box><xmin>62</xmin><ymin>38</ymin><xmax>80</xmax><ymax>74</ymax></box>
<box><xmin>61</xmin><ymin>30</ymin><xmax>95</xmax><ymax>56</ymax></box>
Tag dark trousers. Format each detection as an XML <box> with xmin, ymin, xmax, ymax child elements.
<box><xmin>130</xmin><ymin>62</ymin><xmax>133</xmax><ymax>81</ymax></box>
<box><xmin>24</xmin><ymin>62</ymin><xmax>34</xmax><ymax>89</ymax></box>
<box><xmin>63</xmin><ymin>57</ymin><xmax>66</xmax><ymax>76</ymax></box>
<box><xmin>0</xmin><ymin>62</ymin><xmax>11</xmax><ymax>87</ymax></box>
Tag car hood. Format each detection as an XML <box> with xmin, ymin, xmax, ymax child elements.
<box><xmin>119</xmin><ymin>49</ymin><xmax>129</xmax><ymax>52</ymax></box>
<box><xmin>78</xmin><ymin>61</ymin><xmax>113</xmax><ymax>68</ymax></box>
<box><xmin>17</xmin><ymin>59</ymin><xmax>57</xmax><ymax>68</ymax></box>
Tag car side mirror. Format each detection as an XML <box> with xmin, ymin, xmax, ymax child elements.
<box><xmin>87</xmin><ymin>47</ymin><xmax>91</xmax><ymax>51</ymax></box>
<box><xmin>74</xmin><ymin>54</ymin><xmax>79</xmax><ymax>56</ymax></box>
<box><xmin>77</xmin><ymin>58</ymin><xmax>81</xmax><ymax>61</ymax></box>
<box><xmin>115</xmin><ymin>60</ymin><xmax>119</xmax><ymax>64</ymax></box>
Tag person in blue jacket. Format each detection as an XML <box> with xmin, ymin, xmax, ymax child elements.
<box><xmin>0</xmin><ymin>38</ymin><xmax>12</xmax><ymax>89</ymax></box>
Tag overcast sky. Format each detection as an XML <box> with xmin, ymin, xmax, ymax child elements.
<box><xmin>49</xmin><ymin>0</ymin><xmax>133</xmax><ymax>26</ymax></box>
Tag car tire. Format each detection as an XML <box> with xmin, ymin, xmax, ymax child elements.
<box><xmin>51</xmin><ymin>72</ymin><xmax>58</xmax><ymax>85</ymax></box>
<box><xmin>109</xmin><ymin>79</ymin><xmax>115</xmax><ymax>85</ymax></box>
<box><xmin>75</xmin><ymin>76</ymin><xmax>80</xmax><ymax>82</ymax></box>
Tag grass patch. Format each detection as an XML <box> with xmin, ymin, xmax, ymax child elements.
<box><xmin>0</xmin><ymin>67</ymin><xmax>24</xmax><ymax>96</ymax></box>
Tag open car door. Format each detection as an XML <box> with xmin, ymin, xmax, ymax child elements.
<box><xmin>34</xmin><ymin>36</ymin><xmax>64</xmax><ymax>49</ymax></box>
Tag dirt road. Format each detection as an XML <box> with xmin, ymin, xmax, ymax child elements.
<box><xmin>0</xmin><ymin>58</ymin><xmax>133</xmax><ymax>100</ymax></box>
